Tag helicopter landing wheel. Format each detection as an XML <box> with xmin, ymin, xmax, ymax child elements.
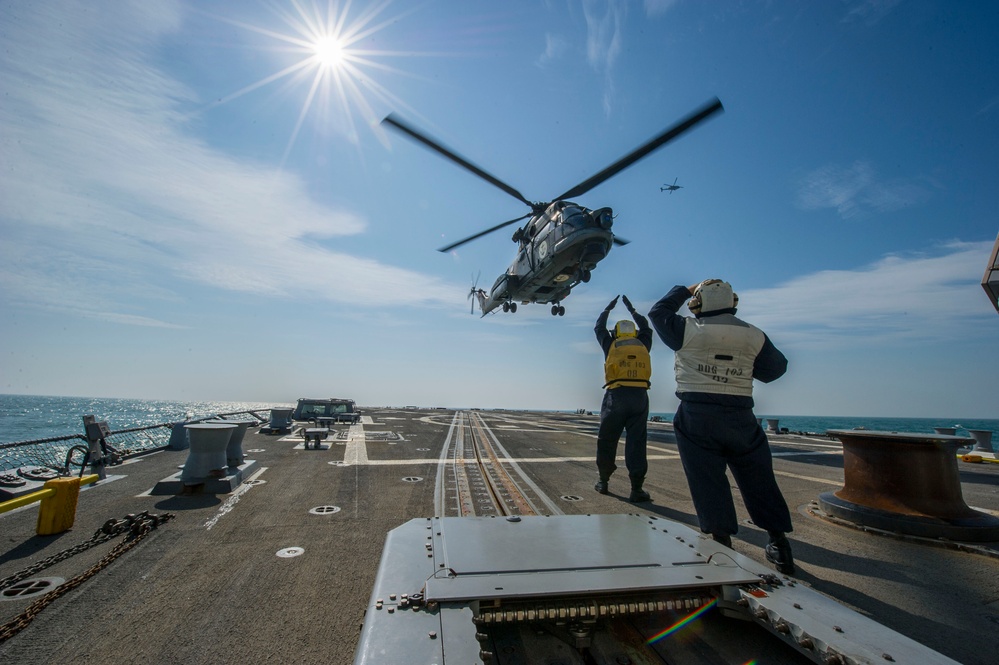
<box><xmin>509</xmin><ymin>302</ymin><xmax>517</xmax><ymax>313</ymax></box>
<box><xmin>558</xmin><ymin>305</ymin><xmax>565</xmax><ymax>316</ymax></box>
<box><xmin>502</xmin><ymin>302</ymin><xmax>510</xmax><ymax>313</ymax></box>
<box><xmin>581</xmin><ymin>269</ymin><xmax>591</xmax><ymax>283</ymax></box>
<box><xmin>551</xmin><ymin>305</ymin><xmax>558</xmax><ymax>316</ymax></box>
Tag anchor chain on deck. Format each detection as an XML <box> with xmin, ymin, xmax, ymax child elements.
<box><xmin>0</xmin><ymin>511</ymin><xmax>175</xmax><ymax>643</ymax></box>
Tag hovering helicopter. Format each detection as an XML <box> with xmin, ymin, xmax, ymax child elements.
<box><xmin>382</xmin><ymin>97</ymin><xmax>723</xmax><ymax>316</ymax></box>
<box><xmin>661</xmin><ymin>177</ymin><xmax>683</xmax><ymax>194</ymax></box>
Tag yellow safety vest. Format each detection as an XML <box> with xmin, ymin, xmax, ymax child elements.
<box><xmin>603</xmin><ymin>338</ymin><xmax>652</xmax><ymax>389</ymax></box>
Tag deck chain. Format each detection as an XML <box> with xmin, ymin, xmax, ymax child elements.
<box><xmin>0</xmin><ymin>511</ymin><xmax>174</xmax><ymax>643</ymax></box>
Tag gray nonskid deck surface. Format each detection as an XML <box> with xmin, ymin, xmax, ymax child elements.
<box><xmin>1</xmin><ymin>408</ymin><xmax>996</xmax><ymax>665</ymax></box>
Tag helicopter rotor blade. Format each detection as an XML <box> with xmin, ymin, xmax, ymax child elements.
<box><xmin>554</xmin><ymin>97</ymin><xmax>723</xmax><ymax>201</ymax></box>
<box><xmin>438</xmin><ymin>213</ymin><xmax>533</xmax><ymax>253</ymax></box>
<box><xmin>382</xmin><ymin>114</ymin><xmax>534</xmax><ymax>208</ymax></box>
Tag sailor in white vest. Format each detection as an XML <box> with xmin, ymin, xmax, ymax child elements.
<box><xmin>594</xmin><ymin>295</ymin><xmax>654</xmax><ymax>502</ymax></box>
<box><xmin>648</xmin><ymin>280</ymin><xmax>795</xmax><ymax>575</ymax></box>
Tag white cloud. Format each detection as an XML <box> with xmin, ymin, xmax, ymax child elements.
<box><xmin>537</xmin><ymin>33</ymin><xmax>569</xmax><ymax>66</ymax></box>
<box><xmin>582</xmin><ymin>0</ymin><xmax>626</xmax><ymax>115</ymax></box>
<box><xmin>737</xmin><ymin>240</ymin><xmax>996</xmax><ymax>348</ymax></box>
<box><xmin>795</xmin><ymin>161</ymin><xmax>932</xmax><ymax>218</ymax></box>
<box><xmin>644</xmin><ymin>0</ymin><xmax>679</xmax><ymax>18</ymax></box>
<box><xmin>0</xmin><ymin>0</ymin><xmax>459</xmax><ymax>326</ymax></box>
<box><xmin>842</xmin><ymin>0</ymin><xmax>904</xmax><ymax>26</ymax></box>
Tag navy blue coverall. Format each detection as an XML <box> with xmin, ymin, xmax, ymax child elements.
<box><xmin>648</xmin><ymin>285</ymin><xmax>792</xmax><ymax>538</ymax></box>
<box><xmin>594</xmin><ymin>307</ymin><xmax>653</xmax><ymax>484</ymax></box>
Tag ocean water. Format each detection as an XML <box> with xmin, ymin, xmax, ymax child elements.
<box><xmin>0</xmin><ymin>394</ymin><xmax>291</xmax><ymax>444</ymax></box>
<box><xmin>651</xmin><ymin>413</ymin><xmax>999</xmax><ymax>437</ymax></box>
<box><xmin>1</xmin><ymin>394</ymin><xmax>996</xmax><ymax>444</ymax></box>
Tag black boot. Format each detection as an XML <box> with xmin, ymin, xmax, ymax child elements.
<box><xmin>594</xmin><ymin>478</ymin><xmax>609</xmax><ymax>494</ymax></box>
<box><xmin>765</xmin><ymin>531</ymin><xmax>795</xmax><ymax>575</ymax></box>
<box><xmin>628</xmin><ymin>476</ymin><xmax>651</xmax><ymax>503</ymax></box>
<box><xmin>711</xmin><ymin>533</ymin><xmax>732</xmax><ymax>548</ymax></box>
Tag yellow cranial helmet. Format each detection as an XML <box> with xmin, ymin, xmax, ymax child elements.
<box><xmin>614</xmin><ymin>320</ymin><xmax>637</xmax><ymax>338</ymax></box>
<box><xmin>689</xmin><ymin>279</ymin><xmax>738</xmax><ymax>315</ymax></box>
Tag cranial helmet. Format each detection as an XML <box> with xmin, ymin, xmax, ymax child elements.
<box><xmin>689</xmin><ymin>279</ymin><xmax>739</xmax><ymax>315</ymax></box>
<box><xmin>614</xmin><ymin>320</ymin><xmax>637</xmax><ymax>338</ymax></box>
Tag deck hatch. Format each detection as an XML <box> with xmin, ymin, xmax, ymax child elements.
<box><xmin>425</xmin><ymin>514</ymin><xmax>758</xmax><ymax>602</ymax></box>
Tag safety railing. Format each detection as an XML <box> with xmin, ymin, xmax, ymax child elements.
<box><xmin>0</xmin><ymin>410</ymin><xmax>270</xmax><ymax>476</ymax></box>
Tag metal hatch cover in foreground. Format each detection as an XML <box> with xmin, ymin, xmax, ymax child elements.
<box><xmin>424</xmin><ymin>514</ymin><xmax>757</xmax><ymax>601</ymax></box>
<box><xmin>353</xmin><ymin>514</ymin><xmax>961</xmax><ymax>665</ymax></box>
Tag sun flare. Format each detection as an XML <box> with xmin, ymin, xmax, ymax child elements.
<box><xmin>211</xmin><ymin>0</ymin><xmax>418</xmax><ymax>159</ymax></box>
<box><xmin>312</xmin><ymin>36</ymin><xmax>345</xmax><ymax>69</ymax></box>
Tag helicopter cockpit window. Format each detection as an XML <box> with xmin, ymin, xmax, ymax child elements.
<box><xmin>561</xmin><ymin>207</ymin><xmax>586</xmax><ymax>228</ymax></box>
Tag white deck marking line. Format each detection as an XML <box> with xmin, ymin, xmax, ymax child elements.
<box><xmin>433</xmin><ymin>412</ymin><xmax>461</xmax><ymax>517</ymax></box>
<box><xmin>772</xmin><ymin>469</ymin><xmax>842</xmax><ymax>486</ymax></box>
<box><xmin>343</xmin><ymin>423</ymin><xmax>368</xmax><ymax>465</ymax></box>
<box><xmin>204</xmin><ymin>467</ymin><xmax>268</xmax><ymax>530</ymax></box>
<box><xmin>340</xmin><ymin>455</ymin><xmax>683</xmax><ymax>465</ymax></box>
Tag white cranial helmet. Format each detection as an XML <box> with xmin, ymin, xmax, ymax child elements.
<box><xmin>689</xmin><ymin>279</ymin><xmax>738</xmax><ymax>315</ymax></box>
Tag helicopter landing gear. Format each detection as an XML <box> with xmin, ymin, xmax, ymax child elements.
<box><xmin>550</xmin><ymin>304</ymin><xmax>565</xmax><ymax>316</ymax></box>
<box><xmin>575</xmin><ymin>268</ymin><xmax>592</xmax><ymax>283</ymax></box>
<box><xmin>503</xmin><ymin>301</ymin><xmax>518</xmax><ymax>313</ymax></box>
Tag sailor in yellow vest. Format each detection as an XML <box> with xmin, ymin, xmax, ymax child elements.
<box><xmin>594</xmin><ymin>295</ymin><xmax>654</xmax><ymax>502</ymax></box>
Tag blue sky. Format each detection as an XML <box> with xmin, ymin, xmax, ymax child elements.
<box><xmin>1</xmin><ymin>0</ymin><xmax>997</xmax><ymax>418</ymax></box>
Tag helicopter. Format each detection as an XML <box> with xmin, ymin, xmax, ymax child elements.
<box><xmin>661</xmin><ymin>177</ymin><xmax>683</xmax><ymax>194</ymax></box>
<box><xmin>382</xmin><ymin>97</ymin><xmax>723</xmax><ymax>316</ymax></box>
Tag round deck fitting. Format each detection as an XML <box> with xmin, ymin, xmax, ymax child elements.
<box><xmin>821</xmin><ymin>430</ymin><xmax>999</xmax><ymax>542</ymax></box>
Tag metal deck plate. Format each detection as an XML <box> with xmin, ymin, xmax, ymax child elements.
<box><xmin>425</xmin><ymin>514</ymin><xmax>759</xmax><ymax>602</ymax></box>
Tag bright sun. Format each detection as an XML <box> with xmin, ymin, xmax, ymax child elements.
<box><xmin>211</xmin><ymin>0</ymin><xmax>414</xmax><ymax>159</ymax></box>
<box><xmin>312</xmin><ymin>36</ymin><xmax>345</xmax><ymax>69</ymax></box>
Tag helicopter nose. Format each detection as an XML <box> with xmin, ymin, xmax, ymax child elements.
<box><xmin>596</xmin><ymin>208</ymin><xmax>613</xmax><ymax>230</ymax></box>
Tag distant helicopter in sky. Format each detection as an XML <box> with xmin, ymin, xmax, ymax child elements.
<box><xmin>660</xmin><ymin>177</ymin><xmax>683</xmax><ymax>194</ymax></box>
<box><xmin>382</xmin><ymin>98</ymin><xmax>723</xmax><ymax>316</ymax></box>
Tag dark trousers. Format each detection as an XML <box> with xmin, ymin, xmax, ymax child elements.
<box><xmin>673</xmin><ymin>400</ymin><xmax>792</xmax><ymax>537</ymax></box>
<box><xmin>596</xmin><ymin>387</ymin><xmax>649</xmax><ymax>481</ymax></box>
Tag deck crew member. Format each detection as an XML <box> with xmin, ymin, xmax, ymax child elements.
<box><xmin>648</xmin><ymin>280</ymin><xmax>795</xmax><ymax>574</ymax></box>
<box><xmin>594</xmin><ymin>295</ymin><xmax>653</xmax><ymax>502</ymax></box>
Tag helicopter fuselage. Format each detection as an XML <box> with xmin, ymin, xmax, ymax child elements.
<box><xmin>477</xmin><ymin>202</ymin><xmax>614</xmax><ymax>315</ymax></box>
<box><xmin>382</xmin><ymin>97</ymin><xmax>723</xmax><ymax>317</ymax></box>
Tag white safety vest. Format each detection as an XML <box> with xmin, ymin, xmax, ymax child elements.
<box><xmin>674</xmin><ymin>314</ymin><xmax>764</xmax><ymax>397</ymax></box>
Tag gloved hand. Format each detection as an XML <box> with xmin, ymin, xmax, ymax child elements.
<box><xmin>621</xmin><ymin>295</ymin><xmax>635</xmax><ymax>313</ymax></box>
<box><xmin>605</xmin><ymin>296</ymin><xmax>619</xmax><ymax>311</ymax></box>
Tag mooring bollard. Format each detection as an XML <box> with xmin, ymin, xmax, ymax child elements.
<box><xmin>264</xmin><ymin>407</ymin><xmax>294</xmax><ymax>434</ymax></box>
<box><xmin>967</xmin><ymin>429</ymin><xmax>995</xmax><ymax>454</ymax></box>
<box><xmin>180</xmin><ymin>423</ymin><xmax>236</xmax><ymax>482</ymax></box>
<box><xmin>168</xmin><ymin>422</ymin><xmax>191</xmax><ymax>450</ymax></box>
<box><xmin>206</xmin><ymin>419</ymin><xmax>253</xmax><ymax>467</ymax></box>
<box><xmin>821</xmin><ymin>430</ymin><xmax>999</xmax><ymax>541</ymax></box>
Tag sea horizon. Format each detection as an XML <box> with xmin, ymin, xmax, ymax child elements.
<box><xmin>1</xmin><ymin>393</ymin><xmax>996</xmax><ymax>445</ymax></box>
